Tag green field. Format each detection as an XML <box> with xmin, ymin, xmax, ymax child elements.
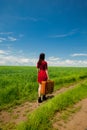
<box><xmin>0</xmin><ymin>66</ymin><xmax>87</xmax><ymax>130</ymax></box>
<box><xmin>0</xmin><ymin>66</ymin><xmax>87</xmax><ymax>110</ymax></box>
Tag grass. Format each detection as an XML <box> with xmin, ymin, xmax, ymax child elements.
<box><xmin>0</xmin><ymin>66</ymin><xmax>87</xmax><ymax>110</ymax></box>
<box><xmin>0</xmin><ymin>66</ymin><xmax>87</xmax><ymax>129</ymax></box>
<box><xmin>0</xmin><ymin>66</ymin><xmax>38</xmax><ymax>110</ymax></box>
<box><xmin>17</xmin><ymin>80</ymin><xmax>87</xmax><ymax>130</ymax></box>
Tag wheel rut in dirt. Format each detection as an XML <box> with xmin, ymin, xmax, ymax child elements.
<box><xmin>52</xmin><ymin>98</ymin><xmax>87</xmax><ymax>130</ymax></box>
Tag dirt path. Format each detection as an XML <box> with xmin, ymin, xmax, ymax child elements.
<box><xmin>52</xmin><ymin>98</ymin><xmax>87</xmax><ymax>130</ymax></box>
<box><xmin>0</xmin><ymin>82</ymin><xmax>86</xmax><ymax>129</ymax></box>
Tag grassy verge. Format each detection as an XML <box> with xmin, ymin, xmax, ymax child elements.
<box><xmin>17</xmin><ymin>80</ymin><xmax>87</xmax><ymax>130</ymax></box>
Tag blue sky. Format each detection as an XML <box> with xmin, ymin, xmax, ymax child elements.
<box><xmin>0</xmin><ymin>0</ymin><xmax>87</xmax><ymax>66</ymax></box>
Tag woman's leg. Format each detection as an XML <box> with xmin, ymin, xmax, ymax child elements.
<box><xmin>38</xmin><ymin>83</ymin><xmax>41</xmax><ymax>97</ymax></box>
<box><xmin>39</xmin><ymin>83</ymin><xmax>46</xmax><ymax>101</ymax></box>
<box><xmin>38</xmin><ymin>83</ymin><xmax>42</xmax><ymax>103</ymax></box>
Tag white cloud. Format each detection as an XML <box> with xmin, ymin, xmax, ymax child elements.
<box><xmin>50</xmin><ymin>34</ymin><xmax>69</xmax><ymax>38</ymax></box>
<box><xmin>71</xmin><ymin>53</ymin><xmax>87</xmax><ymax>57</ymax></box>
<box><xmin>48</xmin><ymin>56</ymin><xmax>60</xmax><ymax>61</ymax></box>
<box><xmin>0</xmin><ymin>49</ymin><xmax>37</xmax><ymax>65</ymax></box>
<box><xmin>0</xmin><ymin>37</ymin><xmax>6</xmax><ymax>42</ymax></box>
<box><xmin>0</xmin><ymin>49</ymin><xmax>87</xmax><ymax>67</ymax></box>
<box><xmin>0</xmin><ymin>32</ymin><xmax>20</xmax><ymax>43</ymax></box>
<box><xmin>49</xmin><ymin>29</ymin><xmax>78</xmax><ymax>38</ymax></box>
<box><xmin>19</xmin><ymin>58</ymin><xmax>29</xmax><ymax>63</ymax></box>
<box><xmin>8</xmin><ymin>36</ymin><xmax>17</xmax><ymax>41</ymax></box>
<box><xmin>0</xmin><ymin>32</ymin><xmax>13</xmax><ymax>35</ymax></box>
<box><xmin>0</xmin><ymin>55</ymin><xmax>37</xmax><ymax>65</ymax></box>
<box><xmin>0</xmin><ymin>50</ymin><xmax>6</xmax><ymax>54</ymax></box>
<box><xmin>0</xmin><ymin>50</ymin><xmax>9</xmax><ymax>55</ymax></box>
<box><xmin>48</xmin><ymin>58</ymin><xmax>87</xmax><ymax>67</ymax></box>
<box><xmin>0</xmin><ymin>36</ymin><xmax>17</xmax><ymax>42</ymax></box>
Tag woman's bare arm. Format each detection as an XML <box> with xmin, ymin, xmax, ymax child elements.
<box><xmin>46</xmin><ymin>69</ymin><xmax>49</xmax><ymax>80</ymax></box>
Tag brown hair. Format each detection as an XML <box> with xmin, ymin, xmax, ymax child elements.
<box><xmin>38</xmin><ymin>53</ymin><xmax>45</xmax><ymax>66</ymax></box>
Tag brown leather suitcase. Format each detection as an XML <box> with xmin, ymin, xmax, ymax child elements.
<box><xmin>40</xmin><ymin>80</ymin><xmax>54</xmax><ymax>95</ymax></box>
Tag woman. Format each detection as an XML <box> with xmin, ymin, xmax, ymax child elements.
<box><xmin>37</xmin><ymin>53</ymin><xmax>49</xmax><ymax>103</ymax></box>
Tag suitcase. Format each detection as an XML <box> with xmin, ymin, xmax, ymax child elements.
<box><xmin>40</xmin><ymin>80</ymin><xmax>54</xmax><ymax>95</ymax></box>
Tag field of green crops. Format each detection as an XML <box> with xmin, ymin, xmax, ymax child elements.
<box><xmin>0</xmin><ymin>66</ymin><xmax>87</xmax><ymax>110</ymax></box>
<box><xmin>0</xmin><ymin>66</ymin><xmax>87</xmax><ymax>130</ymax></box>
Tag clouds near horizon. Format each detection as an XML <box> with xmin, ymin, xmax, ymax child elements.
<box><xmin>0</xmin><ymin>49</ymin><xmax>87</xmax><ymax>67</ymax></box>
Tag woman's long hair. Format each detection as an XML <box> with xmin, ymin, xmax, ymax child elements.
<box><xmin>38</xmin><ymin>53</ymin><xmax>45</xmax><ymax>66</ymax></box>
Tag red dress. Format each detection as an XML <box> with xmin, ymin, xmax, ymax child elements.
<box><xmin>37</xmin><ymin>60</ymin><xmax>48</xmax><ymax>83</ymax></box>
